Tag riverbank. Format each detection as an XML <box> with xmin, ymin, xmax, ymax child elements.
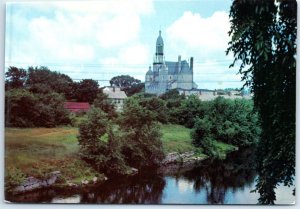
<box><xmin>5</xmin><ymin>125</ymin><xmax>236</xmax><ymax>195</ymax></box>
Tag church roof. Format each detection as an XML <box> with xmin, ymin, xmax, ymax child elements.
<box><xmin>165</xmin><ymin>60</ymin><xmax>192</xmax><ymax>75</ymax></box>
<box><xmin>180</xmin><ymin>61</ymin><xmax>191</xmax><ymax>74</ymax></box>
<box><xmin>146</xmin><ymin>68</ymin><xmax>153</xmax><ymax>75</ymax></box>
<box><xmin>156</xmin><ymin>30</ymin><xmax>164</xmax><ymax>46</ymax></box>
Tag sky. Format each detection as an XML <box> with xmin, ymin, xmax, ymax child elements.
<box><xmin>5</xmin><ymin>0</ymin><xmax>244</xmax><ymax>89</ymax></box>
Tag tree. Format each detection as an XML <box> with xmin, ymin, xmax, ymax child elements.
<box><xmin>93</xmin><ymin>91</ymin><xmax>117</xmax><ymax>119</ymax></box>
<box><xmin>227</xmin><ymin>0</ymin><xmax>296</xmax><ymax>204</ymax></box>
<box><xmin>191</xmin><ymin>97</ymin><xmax>260</xmax><ymax>156</ymax></box>
<box><xmin>125</xmin><ymin>82</ymin><xmax>145</xmax><ymax>97</ymax></box>
<box><xmin>26</xmin><ymin>66</ymin><xmax>73</xmax><ymax>97</ymax></box>
<box><xmin>78</xmin><ymin>108</ymin><xmax>111</xmax><ymax>171</ymax></box>
<box><xmin>5</xmin><ymin>89</ymin><xmax>70</xmax><ymax>127</ymax></box>
<box><xmin>138</xmin><ymin>96</ymin><xmax>168</xmax><ymax>123</ymax></box>
<box><xmin>110</xmin><ymin>75</ymin><xmax>141</xmax><ymax>88</ymax></box>
<box><xmin>179</xmin><ymin>95</ymin><xmax>207</xmax><ymax>128</ymax></box>
<box><xmin>74</xmin><ymin>79</ymin><xmax>100</xmax><ymax>103</ymax></box>
<box><xmin>5</xmin><ymin>89</ymin><xmax>38</xmax><ymax>127</ymax></box>
<box><xmin>160</xmin><ymin>89</ymin><xmax>185</xmax><ymax>124</ymax></box>
<box><xmin>109</xmin><ymin>75</ymin><xmax>143</xmax><ymax>96</ymax></box>
<box><xmin>5</xmin><ymin>66</ymin><xmax>27</xmax><ymax>90</ymax></box>
<box><xmin>118</xmin><ymin>97</ymin><xmax>165</xmax><ymax>168</ymax></box>
<box><xmin>78</xmin><ymin>96</ymin><xmax>165</xmax><ymax>176</ymax></box>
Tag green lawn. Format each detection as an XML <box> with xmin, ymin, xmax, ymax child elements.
<box><xmin>5</xmin><ymin>127</ymin><xmax>103</xmax><ymax>187</ymax></box>
<box><xmin>161</xmin><ymin>124</ymin><xmax>196</xmax><ymax>153</ymax></box>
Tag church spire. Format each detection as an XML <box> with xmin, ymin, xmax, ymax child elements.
<box><xmin>154</xmin><ymin>30</ymin><xmax>164</xmax><ymax>64</ymax></box>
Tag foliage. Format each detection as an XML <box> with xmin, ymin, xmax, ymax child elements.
<box><xmin>138</xmin><ymin>96</ymin><xmax>168</xmax><ymax>123</ymax></box>
<box><xmin>93</xmin><ymin>91</ymin><xmax>117</xmax><ymax>119</ymax></box>
<box><xmin>191</xmin><ymin>97</ymin><xmax>260</xmax><ymax>156</ymax></box>
<box><xmin>26</xmin><ymin>66</ymin><xmax>73</xmax><ymax>97</ymax></box>
<box><xmin>110</xmin><ymin>75</ymin><xmax>141</xmax><ymax>88</ymax></box>
<box><xmin>73</xmin><ymin>79</ymin><xmax>100</xmax><ymax>104</ymax></box>
<box><xmin>125</xmin><ymin>82</ymin><xmax>145</xmax><ymax>97</ymax></box>
<box><xmin>5</xmin><ymin>89</ymin><xmax>70</xmax><ymax>127</ymax></box>
<box><xmin>179</xmin><ymin>95</ymin><xmax>207</xmax><ymax>128</ymax></box>
<box><xmin>159</xmin><ymin>89</ymin><xmax>185</xmax><ymax>124</ymax></box>
<box><xmin>5</xmin><ymin>66</ymin><xmax>27</xmax><ymax>90</ymax></box>
<box><xmin>227</xmin><ymin>0</ymin><xmax>296</xmax><ymax>204</ymax></box>
<box><xmin>34</xmin><ymin>92</ymin><xmax>71</xmax><ymax>127</ymax></box>
<box><xmin>5</xmin><ymin>167</ymin><xmax>26</xmax><ymax>193</ymax></box>
<box><xmin>161</xmin><ymin>124</ymin><xmax>199</xmax><ymax>154</ymax></box>
<box><xmin>5</xmin><ymin>89</ymin><xmax>38</xmax><ymax>127</ymax></box>
<box><xmin>118</xmin><ymin>97</ymin><xmax>164</xmax><ymax>167</ymax></box>
<box><xmin>109</xmin><ymin>75</ymin><xmax>143</xmax><ymax>96</ymax></box>
<box><xmin>78</xmin><ymin>99</ymin><xmax>164</xmax><ymax>175</ymax></box>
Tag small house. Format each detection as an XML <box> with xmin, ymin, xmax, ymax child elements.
<box><xmin>103</xmin><ymin>86</ymin><xmax>127</xmax><ymax>111</ymax></box>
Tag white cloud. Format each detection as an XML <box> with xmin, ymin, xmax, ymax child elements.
<box><xmin>119</xmin><ymin>44</ymin><xmax>149</xmax><ymax>65</ymax></box>
<box><xmin>6</xmin><ymin>0</ymin><xmax>154</xmax><ymax>66</ymax></box>
<box><xmin>165</xmin><ymin>10</ymin><xmax>242</xmax><ymax>89</ymax></box>
<box><xmin>96</xmin><ymin>14</ymin><xmax>140</xmax><ymax>48</ymax></box>
<box><xmin>166</xmin><ymin>11</ymin><xmax>230</xmax><ymax>59</ymax></box>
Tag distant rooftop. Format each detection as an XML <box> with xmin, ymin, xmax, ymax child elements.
<box><xmin>64</xmin><ymin>102</ymin><xmax>90</xmax><ymax>113</ymax></box>
<box><xmin>103</xmin><ymin>86</ymin><xmax>127</xmax><ymax>99</ymax></box>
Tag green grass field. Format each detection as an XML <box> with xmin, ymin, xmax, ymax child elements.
<box><xmin>5</xmin><ymin>127</ymin><xmax>102</xmax><ymax>187</ymax></box>
<box><xmin>5</xmin><ymin>124</ymin><xmax>236</xmax><ymax>188</ymax></box>
<box><xmin>161</xmin><ymin>124</ymin><xmax>196</xmax><ymax>153</ymax></box>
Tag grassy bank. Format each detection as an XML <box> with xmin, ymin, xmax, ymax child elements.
<box><xmin>5</xmin><ymin>124</ymin><xmax>236</xmax><ymax>190</ymax></box>
<box><xmin>5</xmin><ymin>127</ymin><xmax>103</xmax><ymax>190</ymax></box>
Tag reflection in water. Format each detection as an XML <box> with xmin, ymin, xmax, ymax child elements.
<box><xmin>169</xmin><ymin>147</ymin><xmax>257</xmax><ymax>204</ymax></box>
<box><xmin>80</xmin><ymin>172</ymin><xmax>166</xmax><ymax>203</ymax></box>
<box><xmin>5</xmin><ymin>147</ymin><xmax>295</xmax><ymax>204</ymax></box>
<box><xmin>52</xmin><ymin>195</ymin><xmax>81</xmax><ymax>203</ymax></box>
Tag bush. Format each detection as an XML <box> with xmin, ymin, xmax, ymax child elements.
<box><xmin>192</xmin><ymin>97</ymin><xmax>261</xmax><ymax>155</ymax></box>
<box><xmin>5</xmin><ymin>89</ymin><xmax>70</xmax><ymax>127</ymax></box>
<box><xmin>5</xmin><ymin>167</ymin><xmax>26</xmax><ymax>193</ymax></box>
<box><xmin>118</xmin><ymin>97</ymin><xmax>165</xmax><ymax>167</ymax></box>
<box><xmin>78</xmin><ymin>97</ymin><xmax>165</xmax><ymax>176</ymax></box>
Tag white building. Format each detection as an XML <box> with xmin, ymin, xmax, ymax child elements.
<box><xmin>103</xmin><ymin>86</ymin><xmax>127</xmax><ymax>111</ymax></box>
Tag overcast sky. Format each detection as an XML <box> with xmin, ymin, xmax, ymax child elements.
<box><xmin>5</xmin><ymin>0</ymin><xmax>244</xmax><ymax>89</ymax></box>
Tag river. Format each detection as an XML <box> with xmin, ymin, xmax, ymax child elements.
<box><xmin>6</xmin><ymin>148</ymin><xmax>295</xmax><ymax>204</ymax></box>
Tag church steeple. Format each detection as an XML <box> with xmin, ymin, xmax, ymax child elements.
<box><xmin>154</xmin><ymin>30</ymin><xmax>164</xmax><ymax>64</ymax></box>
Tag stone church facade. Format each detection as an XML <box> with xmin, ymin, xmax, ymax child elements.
<box><xmin>145</xmin><ymin>30</ymin><xmax>197</xmax><ymax>95</ymax></box>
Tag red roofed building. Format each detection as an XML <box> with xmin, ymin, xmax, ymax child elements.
<box><xmin>64</xmin><ymin>102</ymin><xmax>90</xmax><ymax>113</ymax></box>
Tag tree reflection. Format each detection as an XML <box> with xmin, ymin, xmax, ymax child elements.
<box><xmin>177</xmin><ymin>147</ymin><xmax>257</xmax><ymax>204</ymax></box>
<box><xmin>80</xmin><ymin>171</ymin><xmax>166</xmax><ymax>204</ymax></box>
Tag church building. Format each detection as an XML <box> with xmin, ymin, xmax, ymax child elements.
<box><xmin>145</xmin><ymin>30</ymin><xmax>197</xmax><ymax>95</ymax></box>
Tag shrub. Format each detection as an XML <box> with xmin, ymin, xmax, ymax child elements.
<box><xmin>5</xmin><ymin>89</ymin><xmax>70</xmax><ymax>127</ymax></box>
<box><xmin>192</xmin><ymin>97</ymin><xmax>261</xmax><ymax>155</ymax></box>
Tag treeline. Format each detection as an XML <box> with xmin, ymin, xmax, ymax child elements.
<box><xmin>5</xmin><ymin>66</ymin><xmax>102</xmax><ymax>127</ymax></box>
<box><xmin>128</xmin><ymin>90</ymin><xmax>261</xmax><ymax>156</ymax></box>
<box><xmin>5</xmin><ymin>66</ymin><xmax>144</xmax><ymax>127</ymax></box>
<box><xmin>78</xmin><ymin>90</ymin><xmax>260</xmax><ymax>175</ymax></box>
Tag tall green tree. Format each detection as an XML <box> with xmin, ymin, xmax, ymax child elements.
<box><xmin>227</xmin><ymin>0</ymin><xmax>296</xmax><ymax>204</ymax></box>
<box><xmin>74</xmin><ymin>79</ymin><xmax>100</xmax><ymax>104</ymax></box>
<box><xmin>118</xmin><ymin>97</ymin><xmax>164</xmax><ymax>168</ymax></box>
<box><xmin>93</xmin><ymin>91</ymin><xmax>117</xmax><ymax>119</ymax></box>
<box><xmin>191</xmin><ymin>97</ymin><xmax>260</xmax><ymax>156</ymax></box>
<box><xmin>159</xmin><ymin>89</ymin><xmax>185</xmax><ymax>124</ymax></box>
<box><xmin>5</xmin><ymin>66</ymin><xmax>27</xmax><ymax>90</ymax></box>
<box><xmin>26</xmin><ymin>66</ymin><xmax>73</xmax><ymax>97</ymax></box>
<box><xmin>5</xmin><ymin>89</ymin><xmax>70</xmax><ymax>127</ymax></box>
<box><xmin>109</xmin><ymin>75</ymin><xmax>143</xmax><ymax>96</ymax></box>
